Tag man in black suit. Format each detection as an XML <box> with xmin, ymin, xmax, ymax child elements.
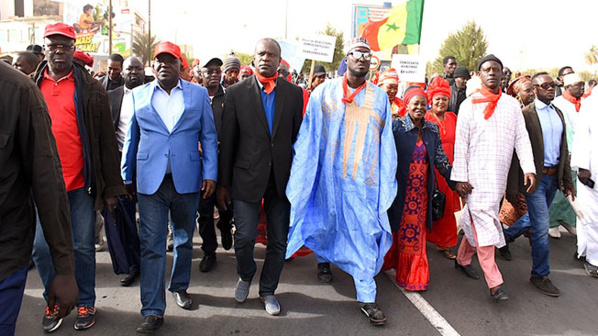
<box><xmin>217</xmin><ymin>38</ymin><xmax>303</xmax><ymax>316</ymax></box>
<box><xmin>106</xmin><ymin>56</ymin><xmax>144</xmax><ymax>286</ymax></box>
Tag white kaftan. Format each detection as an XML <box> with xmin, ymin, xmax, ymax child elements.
<box><xmin>451</xmin><ymin>93</ymin><xmax>535</xmax><ymax>247</ymax></box>
<box><xmin>571</xmin><ymin>94</ymin><xmax>598</xmax><ymax>266</ymax></box>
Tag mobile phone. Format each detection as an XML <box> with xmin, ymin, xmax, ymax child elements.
<box><xmin>587</xmin><ymin>178</ymin><xmax>595</xmax><ymax>189</ymax></box>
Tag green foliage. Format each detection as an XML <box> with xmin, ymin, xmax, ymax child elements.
<box><xmin>300</xmin><ymin>23</ymin><xmax>344</xmax><ymax>75</ymax></box>
<box><xmin>235</xmin><ymin>52</ymin><xmax>253</xmax><ymax>67</ymax></box>
<box><xmin>585</xmin><ymin>45</ymin><xmax>598</xmax><ymax>66</ymax></box>
<box><xmin>431</xmin><ymin>21</ymin><xmax>488</xmax><ymax>75</ymax></box>
<box><xmin>132</xmin><ymin>31</ymin><xmax>160</xmax><ymax>66</ymax></box>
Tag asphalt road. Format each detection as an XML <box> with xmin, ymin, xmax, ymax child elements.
<box><xmin>16</xmin><ymin>227</ymin><xmax>597</xmax><ymax>336</ymax></box>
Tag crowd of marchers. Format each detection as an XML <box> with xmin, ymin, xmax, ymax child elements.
<box><xmin>2</xmin><ymin>21</ymin><xmax>598</xmax><ymax>336</ymax></box>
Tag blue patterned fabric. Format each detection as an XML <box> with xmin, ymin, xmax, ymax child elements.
<box><xmin>285</xmin><ymin>78</ymin><xmax>397</xmax><ymax>283</ymax></box>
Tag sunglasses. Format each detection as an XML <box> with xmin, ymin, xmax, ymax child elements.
<box><xmin>278</xmin><ymin>69</ymin><xmax>289</xmax><ymax>76</ymax></box>
<box><xmin>533</xmin><ymin>82</ymin><xmax>556</xmax><ymax>90</ymax></box>
<box><xmin>348</xmin><ymin>51</ymin><xmax>372</xmax><ymax>61</ymax></box>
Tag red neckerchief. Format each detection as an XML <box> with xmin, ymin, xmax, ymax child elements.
<box><xmin>255</xmin><ymin>72</ymin><xmax>278</xmax><ymax>94</ymax></box>
<box><xmin>472</xmin><ymin>85</ymin><xmax>502</xmax><ymax>120</ymax></box>
<box><xmin>562</xmin><ymin>89</ymin><xmax>581</xmax><ymax>112</ymax></box>
<box><xmin>342</xmin><ymin>73</ymin><xmax>367</xmax><ymax>104</ymax></box>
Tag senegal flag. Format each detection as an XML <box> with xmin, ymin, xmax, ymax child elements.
<box><xmin>360</xmin><ymin>0</ymin><xmax>424</xmax><ymax>51</ymax></box>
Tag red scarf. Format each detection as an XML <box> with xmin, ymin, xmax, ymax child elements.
<box><xmin>472</xmin><ymin>85</ymin><xmax>502</xmax><ymax>120</ymax></box>
<box><xmin>342</xmin><ymin>73</ymin><xmax>367</xmax><ymax>104</ymax></box>
<box><xmin>562</xmin><ymin>89</ymin><xmax>581</xmax><ymax>112</ymax></box>
<box><xmin>255</xmin><ymin>72</ymin><xmax>278</xmax><ymax>94</ymax></box>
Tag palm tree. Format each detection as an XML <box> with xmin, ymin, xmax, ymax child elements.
<box><xmin>585</xmin><ymin>45</ymin><xmax>598</xmax><ymax>66</ymax></box>
<box><xmin>132</xmin><ymin>31</ymin><xmax>160</xmax><ymax>66</ymax></box>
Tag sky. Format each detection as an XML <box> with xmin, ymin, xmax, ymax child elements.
<box><xmin>130</xmin><ymin>0</ymin><xmax>598</xmax><ymax>74</ymax></box>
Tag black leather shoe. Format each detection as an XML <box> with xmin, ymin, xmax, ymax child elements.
<box><xmin>172</xmin><ymin>290</ymin><xmax>192</xmax><ymax>309</ymax></box>
<box><xmin>498</xmin><ymin>244</ymin><xmax>512</xmax><ymax>261</ymax></box>
<box><xmin>317</xmin><ymin>262</ymin><xmax>333</xmax><ymax>283</ymax></box>
<box><xmin>199</xmin><ymin>252</ymin><xmax>217</xmax><ymax>273</ymax></box>
<box><xmin>455</xmin><ymin>260</ymin><xmax>480</xmax><ymax>280</ymax></box>
<box><xmin>530</xmin><ymin>276</ymin><xmax>560</xmax><ymax>297</ymax></box>
<box><xmin>136</xmin><ymin>315</ymin><xmax>163</xmax><ymax>334</ymax></box>
<box><xmin>217</xmin><ymin>221</ymin><xmax>233</xmax><ymax>251</ymax></box>
<box><xmin>120</xmin><ymin>266</ymin><xmax>139</xmax><ymax>287</ymax></box>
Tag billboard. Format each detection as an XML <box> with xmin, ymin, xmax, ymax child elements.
<box><xmin>63</xmin><ymin>1</ymin><xmax>133</xmax><ymax>56</ymax></box>
<box><xmin>352</xmin><ymin>4</ymin><xmax>391</xmax><ymax>38</ymax></box>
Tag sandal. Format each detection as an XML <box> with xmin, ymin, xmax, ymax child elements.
<box><xmin>437</xmin><ymin>247</ymin><xmax>456</xmax><ymax>260</ymax></box>
<box><xmin>360</xmin><ymin>303</ymin><xmax>386</xmax><ymax>326</ymax></box>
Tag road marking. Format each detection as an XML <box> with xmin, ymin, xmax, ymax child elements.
<box><xmin>385</xmin><ymin>270</ymin><xmax>461</xmax><ymax>336</ymax></box>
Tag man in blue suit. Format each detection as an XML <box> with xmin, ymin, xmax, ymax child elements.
<box><xmin>121</xmin><ymin>41</ymin><xmax>218</xmax><ymax>334</ymax></box>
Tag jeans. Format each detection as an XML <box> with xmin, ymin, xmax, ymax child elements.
<box><xmin>137</xmin><ymin>175</ymin><xmax>199</xmax><ymax>318</ymax></box>
<box><xmin>525</xmin><ymin>173</ymin><xmax>558</xmax><ymax>278</ymax></box>
<box><xmin>503</xmin><ymin>213</ymin><xmax>531</xmax><ymax>243</ymax></box>
<box><xmin>32</xmin><ymin>187</ymin><xmax>96</xmax><ymax>307</ymax></box>
<box><xmin>0</xmin><ymin>266</ymin><xmax>28</xmax><ymax>336</ymax></box>
<box><xmin>234</xmin><ymin>178</ymin><xmax>290</xmax><ymax>296</ymax></box>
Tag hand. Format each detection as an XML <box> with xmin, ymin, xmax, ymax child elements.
<box><xmin>455</xmin><ymin>182</ymin><xmax>473</xmax><ymax>198</ymax></box>
<box><xmin>216</xmin><ymin>185</ymin><xmax>231</xmax><ymax>210</ymax></box>
<box><xmin>202</xmin><ymin>179</ymin><xmax>216</xmax><ymax>199</ymax></box>
<box><xmin>578</xmin><ymin>168</ymin><xmax>591</xmax><ymax>186</ymax></box>
<box><xmin>198</xmin><ymin>141</ymin><xmax>203</xmax><ymax>155</ymax></box>
<box><xmin>565</xmin><ymin>189</ymin><xmax>575</xmax><ymax>202</ymax></box>
<box><xmin>47</xmin><ymin>273</ymin><xmax>78</xmax><ymax>319</ymax></box>
<box><xmin>104</xmin><ymin>196</ymin><xmax>118</xmax><ymax>213</ymax></box>
<box><xmin>524</xmin><ymin>173</ymin><xmax>536</xmax><ymax>193</ymax></box>
<box><xmin>125</xmin><ymin>183</ymin><xmax>136</xmax><ymax>201</ymax></box>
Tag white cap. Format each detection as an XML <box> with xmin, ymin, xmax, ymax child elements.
<box><xmin>563</xmin><ymin>73</ymin><xmax>583</xmax><ymax>87</ymax></box>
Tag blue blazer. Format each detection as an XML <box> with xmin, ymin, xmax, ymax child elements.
<box><xmin>121</xmin><ymin>80</ymin><xmax>218</xmax><ymax>195</ymax></box>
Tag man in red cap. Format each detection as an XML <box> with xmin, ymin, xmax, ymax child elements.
<box><xmin>121</xmin><ymin>41</ymin><xmax>218</xmax><ymax>333</ymax></box>
<box><xmin>31</xmin><ymin>22</ymin><xmax>126</xmax><ymax>332</ymax></box>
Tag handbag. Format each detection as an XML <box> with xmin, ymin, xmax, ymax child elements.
<box><xmin>431</xmin><ymin>178</ymin><xmax>446</xmax><ymax>221</ymax></box>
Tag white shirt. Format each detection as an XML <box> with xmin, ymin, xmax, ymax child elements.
<box><xmin>152</xmin><ymin>79</ymin><xmax>185</xmax><ymax>133</ymax></box>
<box><xmin>116</xmin><ymin>87</ymin><xmax>134</xmax><ymax>151</ymax></box>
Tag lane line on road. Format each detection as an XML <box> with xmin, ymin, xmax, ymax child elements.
<box><xmin>385</xmin><ymin>270</ymin><xmax>461</xmax><ymax>336</ymax></box>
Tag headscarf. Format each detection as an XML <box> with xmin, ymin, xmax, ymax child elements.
<box><xmin>506</xmin><ymin>76</ymin><xmax>531</xmax><ymax>98</ymax></box>
<box><xmin>403</xmin><ymin>86</ymin><xmax>427</xmax><ymax>106</ymax></box>
<box><xmin>240</xmin><ymin>65</ymin><xmax>253</xmax><ymax>76</ymax></box>
<box><xmin>378</xmin><ymin>68</ymin><xmax>399</xmax><ymax>86</ymax></box>
<box><xmin>426</xmin><ymin>76</ymin><xmax>451</xmax><ymax>102</ymax></box>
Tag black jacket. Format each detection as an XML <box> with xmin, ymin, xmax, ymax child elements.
<box><xmin>108</xmin><ymin>85</ymin><xmax>125</xmax><ymax>131</ymax></box>
<box><xmin>388</xmin><ymin>115</ymin><xmax>454</xmax><ymax>232</ymax></box>
<box><xmin>448</xmin><ymin>82</ymin><xmax>466</xmax><ymax>115</ymax></box>
<box><xmin>219</xmin><ymin>76</ymin><xmax>304</xmax><ymax>202</ymax></box>
<box><xmin>0</xmin><ymin>62</ymin><xmax>74</xmax><ymax>280</ymax></box>
<box><xmin>210</xmin><ymin>84</ymin><xmax>226</xmax><ymax>137</ymax></box>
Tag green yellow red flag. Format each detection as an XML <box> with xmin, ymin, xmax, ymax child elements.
<box><xmin>360</xmin><ymin>0</ymin><xmax>424</xmax><ymax>51</ymax></box>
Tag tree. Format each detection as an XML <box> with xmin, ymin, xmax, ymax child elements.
<box><xmin>300</xmin><ymin>23</ymin><xmax>344</xmax><ymax>75</ymax></box>
<box><xmin>431</xmin><ymin>21</ymin><xmax>488</xmax><ymax>75</ymax></box>
<box><xmin>132</xmin><ymin>31</ymin><xmax>160</xmax><ymax>66</ymax></box>
<box><xmin>585</xmin><ymin>45</ymin><xmax>598</xmax><ymax>66</ymax></box>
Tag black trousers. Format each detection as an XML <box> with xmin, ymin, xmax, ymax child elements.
<box><xmin>197</xmin><ymin>190</ymin><xmax>233</xmax><ymax>253</ymax></box>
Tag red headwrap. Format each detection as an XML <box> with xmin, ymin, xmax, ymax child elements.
<box><xmin>378</xmin><ymin>68</ymin><xmax>399</xmax><ymax>86</ymax></box>
<box><xmin>240</xmin><ymin>65</ymin><xmax>253</xmax><ymax>75</ymax></box>
<box><xmin>403</xmin><ymin>87</ymin><xmax>427</xmax><ymax>106</ymax></box>
<box><xmin>74</xmin><ymin>50</ymin><xmax>94</xmax><ymax>67</ymax></box>
<box><xmin>426</xmin><ymin>76</ymin><xmax>451</xmax><ymax>101</ymax></box>
<box><xmin>506</xmin><ymin>76</ymin><xmax>531</xmax><ymax>98</ymax></box>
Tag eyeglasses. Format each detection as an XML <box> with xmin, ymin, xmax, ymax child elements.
<box><xmin>278</xmin><ymin>69</ymin><xmax>289</xmax><ymax>77</ymax></box>
<box><xmin>533</xmin><ymin>82</ymin><xmax>556</xmax><ymax>90</ymax></box>
<box><xmin>46</xmin><ymin>44</ymin><xmax>75</xmax><ymax>51</ymax></box>
<box><xmin>348</xmin><ymin>51</ymin><xmax>372</xmax><ymax>61</ymax></box>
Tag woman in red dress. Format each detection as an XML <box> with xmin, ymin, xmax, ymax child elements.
<box><xmin>383</xmin><ymin>86</ymin><xmax>455</xmax><ymax>291</ymax></box>
<box><xmin>424</xmin><ymin>77</ymin><xmax>461</xmax><ymax>260</ymax></box>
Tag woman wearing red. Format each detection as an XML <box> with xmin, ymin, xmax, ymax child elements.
<box><xmin>375</xmin><ymin>68</ymin><xmax>405</xmax><ymax>118</ymax></box>
<box><xmin>383</xmin><ymin>86</ymin><xmax>455</xmax><ymax>291</ymax></box>
<box><xmin>424</xmin><ymin>77</ymin><xmax>461</xmax><ymax>260</ymax></box>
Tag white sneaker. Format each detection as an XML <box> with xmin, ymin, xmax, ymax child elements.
<box><xmin>548</xmin><ymin>227</ymin><xmax>561</xmax><ymax>239</ymax></box>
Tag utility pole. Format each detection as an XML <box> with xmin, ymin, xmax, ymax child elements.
<box><xmin>147</xmin><ymin>0</ymin><xmax>151</xmax><ymax>66</ymax></box>
<box><xmin>108</xmin><ymin>0</ymin><xmax>112</xmax><ymax>55</ymax></box>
